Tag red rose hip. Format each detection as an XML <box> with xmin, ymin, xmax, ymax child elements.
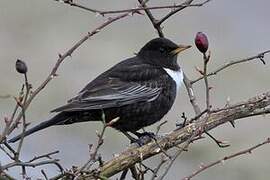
<box><xmin>195</xmin><ymin>32</ymin><xmax>209</xmax><ymax>53</ymax></box>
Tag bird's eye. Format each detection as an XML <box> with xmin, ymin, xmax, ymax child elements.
<box><xmin>159</xmin><ymin>47</ymin><xmax>166</xmax><ymax>53</ymax></box>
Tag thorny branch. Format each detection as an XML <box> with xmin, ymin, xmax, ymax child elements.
<box><xmin>182</xmin><ymin>138</ymin><xmax>270</xmax><ymax>180</ymax></box>
<box><xmin>58</xmin><ymin>0</ymin><xmax>212</xmax><ymax>16</ymax></box>
<box><xmin>191</xmin><ymin>49</ymin><xmax>270</xmax><ymax>84</ymax></box>
<box><xmin>203</xmin><ymin>52</ymin><xmax>211</xmax><ymax>111</ymax></box>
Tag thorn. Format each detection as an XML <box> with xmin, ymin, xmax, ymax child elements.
<box><xmin>225</xmin><ymin>96</ymin><xmax>231</xmax><ymax>107</ymax></box>
<box><xmin>25</xmin><ymin>122</ymin><xmax>31</xmax><ymax>127</ymax></box>
<box><xmin>95</xmin><ymin>12</ymin><xmax>102</xmax><ymax>17</ymax></box>
<box><xmin>205</xmin><ymin>131</ymin><xmax>230</xmax><ymax>148</ymax></box>
<box><xmin>229</xmin><ymin>120</ymin><xmax>235</xmax><ymax>128</ymax></box>
<box><xmin>13</xmin><ymin>97</ymin><xmax>23</xmax><ymax>107</ymax></box>
<box><xmin>4</xmin><ymin>117</ymin><xmax>10</xmax><ymax>124</ymax></box>
<box><xmin>199</xmin><ymin>162</ymin><xmax>205</xmax><ymax>169</ymax></box>
<box><xmin>95</xmin><ymin>130</ymin><xmax>100</xmax><ymax>138</ymax></box>
<box><xmin>195</xmin><ymin>66</ymin><xmax>204</xmax><ymax>75</ymax></box>
<box><xmin>208</xmin><ymin>50</ymin><xmax>211</xmax><ymax>59</ymax></box>
<box><xmin>221</xmin><ymin>159</ymin><xmax>225</xmax><ymax>165</ymax></box>
<box><xmin>133</xmin><ymin>10</ymin><xmax>144</xmax><ymax>15</ymax></box>
<box><xmin>259</xmin><ymin>55</ymin><xmax>266</xmax><ymax>65</ymax></box>
<box><xmin>88</xmin><ymin>144</ymin><xmax>93</xmax><ymax>152</ymax></box>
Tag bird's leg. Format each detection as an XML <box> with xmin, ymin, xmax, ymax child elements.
<box><xmin>132</xmin><ymin>131</ymin><xmax>156</xmax><ymax>140</ymax></box>
<box><xmin>121</xmin><ymin>131</ymin><xmax>138</xmax><ymax>144</ymax></box>
<box><xmin>129</xmin><ymin>131</ymin><xmax>156</xmax><ymax>146</ymax></box>
<box><xmin>204</xmin><ymin>131</ymin><xmax>230</xmax><ymax>148</ymax></box>
<box><xmin>121</xmin><ymin>130</ymin><xmax>156</xmax><ymax>146</ymax></box>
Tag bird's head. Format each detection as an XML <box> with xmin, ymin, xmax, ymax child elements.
<box><xmin>138</xmin><ymin>38</ymin><xmax>191</xmax><ymax>70</ymax></box>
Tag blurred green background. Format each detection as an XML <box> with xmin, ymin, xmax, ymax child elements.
<box><xmin>1</xmin><ymin>0</ymin><xmax>270</xmax><ymax>179</ymax></box>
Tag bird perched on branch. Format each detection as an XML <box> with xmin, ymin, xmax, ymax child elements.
<box><xmin>9</xmin><ymin>38</ymin><xmax>191</xmax><ymax>143</ymax></box>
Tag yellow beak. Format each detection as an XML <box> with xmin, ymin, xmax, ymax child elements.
<box><xmin>171</xmin><ymin>45</ymin><xmax>192</xmax><ymax>55</ymax></box>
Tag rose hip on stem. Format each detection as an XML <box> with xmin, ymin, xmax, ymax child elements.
<box><xmin>195</xmin><ymin>32</ymin><xmax>209</xmax><ymax>53</ymax></box>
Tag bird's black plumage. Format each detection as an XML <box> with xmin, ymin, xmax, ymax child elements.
<box><xmin>9</xmin><ymin>38</ymin><xmax>191</xmax><ymax>143</ymax></box>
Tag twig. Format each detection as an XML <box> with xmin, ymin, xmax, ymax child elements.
<box><xmin>79</xmin><ymin>122</ymin><xmax>107</xmax><ymax>172</ymax></box>
<box><xmin>0</xmin><ymin>145</ymin><xmax>14</xmax><ymax>160</ymax></box>
<box><xmin>75</xmin><ymin>116</ymin><xmax>119</xmax><ymax>177</ymax></box>
<box><xmin>58</xmin><ymin>0</ymin><xmax>212</xmax><ymax>16</ymax></box>
<box><xmin>41</xmin><ymin>169</ymin><xmax>49</xmax><ymax>180</ymax></box>
<box><xmin>183</xmin><ymin>74</ymin><xmax>202</xmax><ymax>115</ymax></box>
<box><xmin>150</xmin><ymin>155</ymin><xmax>167</xmax><ymax>180</ymax></box>
<box><xmin>0</xmin><ymin>85</ymin><xmax>24</xmax><ymax>143</ymax></box>
<box><xmin>137</xmin><ymin>0</ymin><xmax>164</xmax><ymax>37</ymax></box>
<box><xmin>203</xmin><ymin>53</ymin><xmax>211</xmax><ymax>111</ymax></box>
<box><xmin>28</xmin><ymin>150</ymin><xmax>59</xmax><ymax>163</ymax></box>
<box><xmin>155</xmin><ymin>121</ymin><xmax>168</xmax><ymax>135</ymax></box>
<box><xmin>157</xmin><ymin>114</ymin><xmax>207</xmax><ymax>180</ymax></box>
<box><xmin>182</xmin><ymin>137</ymin><xmax>270</xmax><ymax>180</ymax></box>
<box><xmin>0</xmin><ymin>171</ymin><xmax>16</xmax><ymax>180</ymax></box>
<box><xmin>16</xmin><ymin>73</ymin><xmax>31</xmax><ymax>160</ymax></box>
<box><xmin>119</xmin><ymin>169</ymin><xmax>129</xmax><ymax>180</ymax></box>
<box><xmin>130</xmin><ymin>165</ymin><xmax>140</xmax><ymax>180</ymax></box>
<box><xmin>191</xmin><ymin>49</ymin><xmax>270</xmax><ymax>84</ymax></box>
<box><xmin>1</xmin><ymin>159</ymin><xmax>60</xmax><ymax>170</ymax></box>
<box><xmin>157</xmin><ymin>0</ymin><xmax>212</xmax><ymax>26</ymax></box>
<box><xmin>157</xmin><ymin>145</ymin><xmax>186</xmax><ymax>180</ymax></box>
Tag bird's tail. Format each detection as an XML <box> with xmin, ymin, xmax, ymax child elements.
<box><xmin>8</xmin><ymin>112</ymin><xmax>70</xmax><ymax>143</ymax></box>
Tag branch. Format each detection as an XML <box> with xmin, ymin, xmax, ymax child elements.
<box><xmin>183</xmin><ymin>74</ymin><xmax>202</xmax><ymax>115</ymax></box>
<box><xmin>182</xmin><ymin>137</ymin><xmax>270</xmax><ymax>180</ymax></box>
<box><xmin>1</xmin><ymin>159</ymin><xmax>60</xmax><ymax>170</ymax></box>
<box><xmin>74</xmin><ymin>91</ymin><xmax>270</xmax><ymax>179</ymax></box>
<box><xmin>137</xmin><ymin>0</ymin><xmax>164</xmax><ymax>37</ymax></box>
<box><xmin>156</xmin><ymin>0</ymin><xmax>212</xmax><ymax>26</ymax></box>
<box><xmin>191</xmin><ymin>49</ymin><xmax>270</xmax><ymax>84</ymax></box>
<box><xmin>58</xmin><ymin>0</ymin><xmax>212</xmax><ymax>16</ymax></box>
<box><xmin>203</xmin><ymin>53</ymin><xmax>211</xmax><ymax>111</ymax></box>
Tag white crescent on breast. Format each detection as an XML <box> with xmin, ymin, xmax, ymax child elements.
<box><xmin>163</xmin><ymin>68</ymin><xmax>183</xmax><ymax>92</ymax></box>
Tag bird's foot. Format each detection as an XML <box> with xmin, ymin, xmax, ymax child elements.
<box><xmin>131</xmin><ymin>131</ymin><xmax>156</xmax><ymax>146</ymax></box>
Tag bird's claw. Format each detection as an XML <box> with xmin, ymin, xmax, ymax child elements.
<box><xmin>131</xmin><ymin>131</ymin><xmax>156</xmax><ymax>146</ymax></box>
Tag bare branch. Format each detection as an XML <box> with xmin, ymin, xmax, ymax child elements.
<box><xmin>203</xmin><ymin>52</ymin><xmax>211</xmax><ymax>111</ymax></box>
<box><xmin>182</xmin><ymin>137</ymin><xmax>270</xmax><ymax>180</ymax></box>
<box><xmin>137</xmin><ymin>0</ymin><xmax>164</xmax><ymax>37</ymax></box>
<box><xmin>156</xmin><ymin>0</ymin><xmax>212</xmax><ymax>26</ymax></box>
<box><xmin>57</xmin><ymin>0</ymin><xmax>212</xmax><ymax>16</ymax></box>
<box><xmin>192</xmin><ymin>49</ymin><xmax>270</xmax><ymax>84</ymax></box>
<box><xmin>1</xmin><ymin>159</ymin><xmax>60</xmax><ymax>170</ymax></box>
<box><xmin>183</xmin><ymin>74</ymin><xmax>202</xmax><ymax>115</ymax></box>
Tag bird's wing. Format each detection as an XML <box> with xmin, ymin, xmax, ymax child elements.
<box><xmin>51</xmin><ymin>79</ymin><xmax>161</xmax><ymax>112</ymax></box>
<box><xmin>51</xmin><ymin>59</ymin><xmax>163</xmax><ymax>112</ymax></box>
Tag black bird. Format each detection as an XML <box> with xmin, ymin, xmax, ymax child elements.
<box><xmin>9</xmin><ymin>38</ymin><xmax>191</xmax><ymax>143</ymax></box>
